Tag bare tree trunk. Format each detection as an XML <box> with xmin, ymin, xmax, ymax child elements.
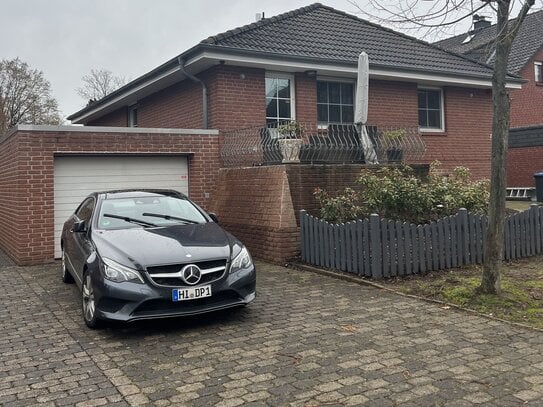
<box><xmin>479</xmin><ymin>0</ymin><xmax>511</xmax><ymax>295</ymax></box>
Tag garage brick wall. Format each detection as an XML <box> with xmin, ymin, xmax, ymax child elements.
<box><xmin>0</xmin><ymin>126</ymin><xmax>219</xmax><ymax>265</ymax></box>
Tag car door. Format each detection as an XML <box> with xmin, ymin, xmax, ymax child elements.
<box><xmin>68</xmin><ymin>197</ymin><xmax>96</xmax><ymax>282</ymax></box>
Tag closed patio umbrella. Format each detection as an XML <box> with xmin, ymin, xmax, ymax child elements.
<box><xmin>354</xmin><ymin>52</ymin><xmax>378</xmax><ymax>164</ymax></box>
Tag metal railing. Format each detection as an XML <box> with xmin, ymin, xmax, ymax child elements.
<box><xmin>220</xmin><ymin>122</ymin><xmax>426</xmax><ymax>167</ymax></box>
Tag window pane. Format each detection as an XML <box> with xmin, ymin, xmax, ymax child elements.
<box><xmin>317</xmin><ymin>82</ymin><xmax>328</xmax><ymax>103</ymax></box>
<box><xmin>277</xmin><ymin>79</ymin><xmax>290</xmax><ymax>98</ymax></box>
<box><xmin>329</xmin><ymin>105</ymin><xmax>340</xmax><ymax>122</ymax></box>
<box><xmin>342</xmin><ymin>106</ymin><xmax>354</xmax><ymax>123</ymax></box>
<box><xmin>317</xmin><ymin>104</ymin><xmax>328</xmax><ymax>122</ymax></box>
<box><xmin>418</xmin><ymin>91</ymin><xmax>427</xmax><ymax>109</ymax></box>
<box><xmin>278</xmin><ymin>99</ymin><xmax>291</xmax><ymax>118</ymax></box>
<box><xmin>427</xmin><ymin>90</ymin><xmax>440</xmax><ymax>109</ymax></box>
<box><xmin>427</xmin><ymin>110</ymin><xmax>441</xmax><ymax>128</ymax></box>
<box><xmin>341</xmin><ymin>83</ymin><xmax>353</xmax><ymax>104</ymax></box>
<box><xmin>266</xmin><ymin>97</ymin><xmax>277</xmax><ymax>118</ymax></box>
<box><xmin>329</xmin><ymin>83</ymin><xmax>340</xmax><ymax>103</ymax></box>
<box><xmin>418</xmin><ymin>110</ymin><xmax>427</xmax><ymax>127</ymax></box>
<box><xmin>265</xmin><ymin>78</ymin><xmax>277</xmax><ymax>98</ymax></box>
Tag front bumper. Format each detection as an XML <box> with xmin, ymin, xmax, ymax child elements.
<box><xmin>91</xmin><ymin>266</ymin><xmax>256</xmax><ymax>323</ymax></box>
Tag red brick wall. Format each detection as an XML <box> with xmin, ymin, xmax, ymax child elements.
<box><xmin>510</xmin><ymin>47</ymin><xmax>543</xmax><ymax>128</ymax></box>
<box><xmin>88</xmin><ymin>107</ymin><xmax>127</xmax><ymax>127</ymax></box>
<box><xmin>0</xmin><ymin>127</ymin><xmax>219</xmax><ymax>265</ymax></box>
<box><xmin>295</xmin><ymin>73</ymin><xmax>317</xmax><ymax>123</ymax></box>
<box><xmin>368</xmin><ymin>80</ymin><xmax>419</xmax><ymax>127</ymax></box>
<box><xmin>507</xmin><ymin>146</ymin><xmax>543</xmax><ymax>187</ymax></box>
<box><xmin>209</xmin><ymin>166</ymin><xmax>299</xmax><ymax>263</ymax></box>
<box><xmin>422</xmin><ymin>87</ymin><xmax>493</xmax><ymax>179</ymax></box>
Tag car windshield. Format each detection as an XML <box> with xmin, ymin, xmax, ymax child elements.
<box><xmin>97</xmin><ymin>195</ymin><xmax>207</xmax><ymax>230</ymax></box>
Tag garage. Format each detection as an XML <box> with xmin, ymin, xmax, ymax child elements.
<box><xmin>54</xmin><ymin>155</ymin><xmax>189</xmax><ymax>258</ymax></box>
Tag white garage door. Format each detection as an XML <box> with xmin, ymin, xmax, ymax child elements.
<box><xmin>54</xmin><ymin>155</ymin><xmax>189</xmax><ymax>258</ymax></box>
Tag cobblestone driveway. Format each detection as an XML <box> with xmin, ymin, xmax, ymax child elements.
<box><xmin>2</xmin><ymin>261</ymin><xmax>543</xmax><ymax>406</ymax></box>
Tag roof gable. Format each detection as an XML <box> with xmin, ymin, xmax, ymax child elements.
<box><xmin>435</xmin><ymin>9</ymin><xmax>543</xmax><ymax>74</ymax></box>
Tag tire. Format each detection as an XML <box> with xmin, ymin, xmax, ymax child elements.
<box><xmin>82</xmin><ymin>272</ymin><xmax>102</xmax><ymax>329</ymax></box>
<box><xmin>61</xmin><ymin>248</ymin><xmax>75</xmax><ymax>284</ymax></box>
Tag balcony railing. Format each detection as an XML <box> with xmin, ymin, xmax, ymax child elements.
<box><xmin>220</xmin><ymin>122</ymin><xmax>426</xmax><ymax>167</ymax></box>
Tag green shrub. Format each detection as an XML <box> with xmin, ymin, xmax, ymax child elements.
<box><xmin>314</xmin><ymin>161</ymin><xmax>489</xmax><ymax>224</ymax></box>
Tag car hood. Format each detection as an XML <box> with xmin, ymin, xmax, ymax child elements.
<box><xmin>92</xmin><ymin>223</ymin><xmax>233</xmax><ymax>268</ymax></box>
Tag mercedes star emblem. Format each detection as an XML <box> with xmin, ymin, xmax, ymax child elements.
<box><xmin>181</xmin><ymin>264</ymin><xmax>202</xmax><ymax>285</ymax></box>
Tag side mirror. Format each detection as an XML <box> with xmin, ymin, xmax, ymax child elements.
<box><xmin>72</xmin><ymin>220</ymin><xmax>87</xmax><ymax>233</ymax></box>
<box><xmin>208</xmin><ymin>212</ymin><xmax>219</xmax><ymax>223</ymax></box>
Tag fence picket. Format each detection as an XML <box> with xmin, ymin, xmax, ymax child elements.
<box><xmin>417</xmin><ymin>225</ymin><xmax>425</xmax><ymax>273</ymax></box>
<box><xmin>344</xmin><ymin>223</ymin><xmax>352</xmax><ymax>273</ymax></box>
<box><xmin>444</xmin><ymin>217</ymin><xmax>451</xmax><ymax>269</ymax></box>
<box><xmin>404</xmin><ymin>223</ymin><xmax>412</xmax><ymax>274</ymax></box>
<box><xmin>431</xmin><ymin>222</ymin><xmax>439</xmax><ymax>269</ymax></box>
<box><xmin>450</xmin><ymin>215</ymin><xmax>458</xmax><ymax>268</ymax></box>
<box><xmin>516</xmin><ymin>213</ymin><xmax>522</xmax><ymax>259</ymax></box>
<box><xmin>350</xmin><ymin>222</ymin><xmax>357</xmax><ymax>274</ymax></box>
<box><xmin>535</xmin><ymin>205</ymin><xmax>542</xmax><ymax>254</ymax></box>
<box><xmin>356</xmin><ymin>221</ymin><xmax>364</xmax><ymax>276</ymax></box>
<box><xmin>300</xmin><ymin>211</ymin><xmax>307</xmax><ymax>262</ymax></box>
<box><xmin>370</xmin><ymin>214</ymin><xmax>382</xmax><ymax>279</ymax></box>
<box><xmin>363</xmin><ymin>219</ymin><xmax>371</xmax><ymax>277</ymax></box>
<box><xmin>504</xmin><ymin>216</ymin><xmax>511</xmax><ymax>261</ymax></box>
<box><xmin>397</xmin><ymin>221</ymin><xmax>405</xmax><ymax>276</ymax></box>
<box><xmin>411</xmin><ymin>224</ymin><xmax>419</xmax><ymax>274</ymax></box>
<box><xmin>322</xmin><ymin>219</ymin><xmax>330</xmax><ymax>268</ymax></box>
<box><xmin>389</xmin><ymin>221</ymin><xmax>398</xmax><ymax>277</ymax></box>
<box><xmin>459</xmin><ymin>209</ymin><xmax>469</xmax><ymax>265</ymax></box>
<box><xmin>382</xmin><ymin>220</ymin><xmax>390</xmax><ymax>278</ymax></box>
<box><xmin>468</xmin><ymin>213</ymin><xmax>476</xmax><ymax>264</ymax></box>
<box><xmin>475</xmin><ymin>215</ymin><xmax>482</xmax><ymax>264</ymax></box>
<box><xmin>424</xmin><ymin>224</ymin><xmax>432</xmax><ymax>270</ymax></box>
<box><xmin>482</xmin><ymin>216</ymin><xmax>488</xmax><ymax>262</ymax></box>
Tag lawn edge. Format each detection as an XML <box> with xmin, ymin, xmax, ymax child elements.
<box><xmin>290</xmin><ymin>262</ymin><xmax>543</xmax><ymax>333</ymax></box>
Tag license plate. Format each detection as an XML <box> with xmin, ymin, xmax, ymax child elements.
<box><xmin>172</xmin><ymin>285</ymin><xmax>212</xmax><ymax>302</ymax></box>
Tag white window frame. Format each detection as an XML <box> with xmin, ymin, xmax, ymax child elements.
<box><xmin>128</xmin><ymin>104</ymin><xmax>138</xmax><ymax>127</ymax></box>
<box><xmin>265</xmin><ymin>72</ymin><xmax>296</xmax><ymax>123</ymax></box>
<box><xmin>418</xmin><ymin>87</ymin><xmax>445</xmax><ymax>132</ymax></box>
<box><xmin>535</xmin><ymin>62</ymin><xmax>542</xmax><ymax>83</ymax></box>
<box><xmin>316</xmin><ymin>77</ymin><xmax>356</xmax><ymax>127</ymax></box>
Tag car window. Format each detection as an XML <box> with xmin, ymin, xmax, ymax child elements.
<box><xmin>75</xmin><ymin>198</ymin><xmax>95</xmax><ymax>223</ymax></box>
<box><xmin>98</xmin><ymin>195</ymin><xmax>207</xmax><ymax>230</ymax></box>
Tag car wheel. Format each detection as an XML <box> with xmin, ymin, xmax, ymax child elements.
<box><xmin>61</xmin><ymin>248</ymin><xmax>75</xmax><ymax>284</ymax></box>
<box><xmin>82</xmin><ymin>272</ymin><xmax>101</xmax><ymax>329</ymax></box>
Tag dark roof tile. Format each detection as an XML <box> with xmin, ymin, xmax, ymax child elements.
<box><xmin>202</xmin><ymin>3</ymin><xmax>507</xmax><ymax>80</ymax></box>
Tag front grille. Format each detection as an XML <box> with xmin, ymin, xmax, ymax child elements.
<box><xmin>146</xmin><ymin>259</ymin><xmax>227</xmax><ymax>287</ymax></box>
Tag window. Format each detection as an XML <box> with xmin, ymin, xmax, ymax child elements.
<box><xmin>75</xmin><ymin>198</ymin><xmax>95</xmax><ymax>223</ymax></box>
<box><xmin>128</xmin><ymin>105</ymin><xmax>138</xmax><ymax>127</ymax></box>
<box><xmin>535</xmin><ymin>62</ymin><xmax>542</xmax><ymax>83</ymax></box>
<box><xmin>265</xmin><ymin>74</ymin><xmax>294</xmax><ymax>125</ymax></box>
<box><xmin>317</xmin><ymin>81</ymin><xmax>354</xmax><ymax>124</ymax></box>
<box><xmin>418</xmin><ymin>88</ymin><xmax>444</xmax><ymax>131</ymax></box>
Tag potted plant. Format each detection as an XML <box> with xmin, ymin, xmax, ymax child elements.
<box><xmin>382</xmin><ymin>128</ymin><xmax>406</xmax><ymax>163</ymax></box>
<box><xmin>277</xmin><ymin>121</ymin><xmax>304</xmax><ymax>163</ymax></box>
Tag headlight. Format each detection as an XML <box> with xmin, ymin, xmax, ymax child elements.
<box><xmin>102</xmin><ymin>258</ymin><xmax>144</xmax><ymax>283</ymax></box>
<box><xmin>230</xmin><ymin>246</ymin><xmax>253</xmax><ymax>273</ymax></box>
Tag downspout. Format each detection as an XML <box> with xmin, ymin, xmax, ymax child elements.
<box><xmin>178</xmin><ymin>57</ymin><xmax>208</xmax><ymax>129</ymax></box>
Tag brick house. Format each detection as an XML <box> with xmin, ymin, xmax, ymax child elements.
<box><xmin>435</xmin><ymin>10</ymin><xmax>543</xmax><ymax>187</ymax></box>
<box><xmin>0</xmin><ymin>3</ymin><xmax>524</xmax><ymax>265</ymax></box>
<box><xmin>68</xmin><ymin>3</ymin><xmax>521</xmax><ymax>179</ymax></box>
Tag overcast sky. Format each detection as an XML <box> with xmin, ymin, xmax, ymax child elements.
<box><xmin>0</xmin><ymin>0</ymin><xmax>496</xmax><ymax>121</ymax></box>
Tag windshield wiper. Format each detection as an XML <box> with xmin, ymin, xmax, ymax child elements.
<box><xmin>103</xmin><ymin>213</ymin><xmax>157</xmax><ymax>227</ymax></box>
<box><xmin>142</xmin><ymin>212</ymin><xmax>200</xmax><ymax>224</ymax></box>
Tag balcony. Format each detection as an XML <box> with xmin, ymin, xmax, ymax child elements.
<box><xmin>220</xmin><ymin>122</ymin><xmax>426</xmax><ymax>167</ymax></box>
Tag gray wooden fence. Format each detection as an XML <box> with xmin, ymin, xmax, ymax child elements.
<box><xmin>300</xmin><ymin>205</ymin><xmax>543</xmax><ymax>279</ymax></box>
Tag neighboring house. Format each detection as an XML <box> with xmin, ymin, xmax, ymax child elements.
<box><xmin>436</xmin><ymin>11</ymin><xmax>543</xmax><ymax>188</ymax></box>
<box><xmin>435</xmin><ymin>10</ymin><xmax>543</xmax><ymax>129</ymax></box>
<box><xmin>67</xmin><ymin>2</ymin><xmax>522</xmax><ymax>179</ymax></box>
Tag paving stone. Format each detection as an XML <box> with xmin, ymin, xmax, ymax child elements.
<box><xmin>1</xmin><ymin>260</ymin><xmax>543</xmax><ymax>406</ymax></box>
